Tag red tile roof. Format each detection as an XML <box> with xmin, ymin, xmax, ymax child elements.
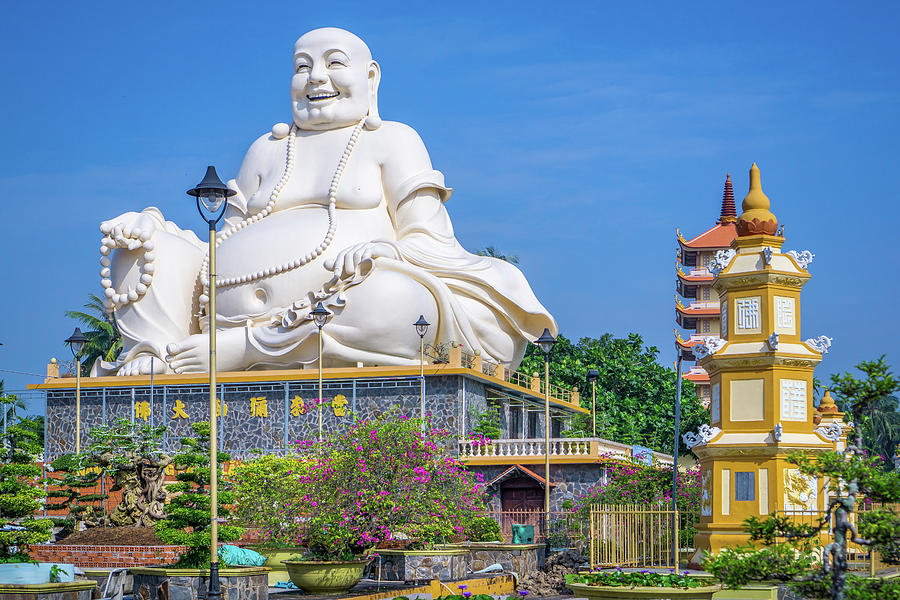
<box><xmin>684</xmin><ymin>370</ymin><xmax>710</xmax><ymax>383</ymax></box>
<box><xmin>678</xmin><ymin>222</ymin><xmax>738</xmax><ymax>250</ymax></box>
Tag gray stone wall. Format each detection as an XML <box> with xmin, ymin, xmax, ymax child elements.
<box><xmin>461</xmin><ymin>544</ymin><xmax>545</xmax><ymax>574</ymax></box>
<box><xmin>131</xmin><ymin>571</ymin><xmax>268</xmax><ymax>600</ymax></box>
<box><xmin>375</xmin><ymin>551</ymin><xmax>468</xmax><ymax>582</ymax></box>
<box><xmin>45</xmin><ymin>375</ymin><xmax>475</xmax><ymax>460</ymax></box>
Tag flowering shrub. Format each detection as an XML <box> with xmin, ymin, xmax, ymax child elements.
<box><xmin>228</xmin><ymin>454</ymin><xmax>309</xmax><ymax>547</ymax></box>
<box><xmin>291</xmin><ymin>410</ymin><xmax>488</xmax><ymax>559</ymax></box>
<box><xmin>573</xmin><ymin>455</ymin><xmax>701</xmax><ymax>547</ymax></box>
<box><xmin>566</xmin><ymin>570</ymin><xmax>710</xmax><ymax>589</ymax></box>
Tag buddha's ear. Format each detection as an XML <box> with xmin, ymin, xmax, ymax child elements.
<box><xmin>365</xmin><ymin>60</ymin><xmax>382</xmax><ymax>130</ymax></box>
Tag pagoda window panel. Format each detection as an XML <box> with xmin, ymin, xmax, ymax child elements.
<box><xmin>702</xmin><ymin>287</ymin><xmax>711</xmax><ymax>301</ymax></box>
<box><xmin>721</xmin><ymin>301</ymin><xmax>728</xmax><ymax>338</ymax></box>
<box><xmin>711</xmin><ymin>384</ymin><xmax>721</xmax><ymax>424</ymax></box>
<box><xmin>775</xmin><ymin>296</ymin><xmax>796</xmax><ymax>334</ymax></box>
<box><xmin>683</xmin><ymin>252</ymin><xmax>697</xmax><ymax>267</ymax></box>
<box><xmin>730</xmin><ymin>379</ymin><xmax>765</xmax><ymax>421</ymax></box>
<box><xmin>702</xmin><ymin>320</ymin><xmax>710</xmax><ymax>333</ymax></box>
<box><xmin>735</xmin><ymin>297</ymin><xmax>761</xmax><ymax>334</ymax></box>
<box><xmin>735</xmin><ymin>472</ymin><xmax>755</xmax><ymax>501</ymax></box>
<box><xmin>781</xmin><ymin>379</ymin><xmax>808</xmax><ymax>421</ymax></box>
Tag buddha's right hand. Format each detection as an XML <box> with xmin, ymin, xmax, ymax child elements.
<box><xmin>100</xmin><ymin>208</ymin><xmax>164</xmax><ymax>249</ymax></box>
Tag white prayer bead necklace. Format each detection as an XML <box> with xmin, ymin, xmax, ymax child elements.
<box><xmin>97</xmin><ymin>230</ymin><xmax>155</xmax><ymax>311</ymax></box>
<box><xmin>197</xmin><ymin>118</ymin><xmax>366</xmax><ymax>307</ymax></box>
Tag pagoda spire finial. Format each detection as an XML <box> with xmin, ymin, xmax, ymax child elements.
<box><xmin>719</xmin><ymin>173</ymin><xmax>737</xmax><ymax>223</ymax></box>
<box><xmin>736</xmin><ymin>163</ymin><xmax>779</xmax><ymax>236</ymax></box>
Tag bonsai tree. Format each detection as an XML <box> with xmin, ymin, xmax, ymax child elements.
<box><xmin>154</xmin><ymin>422</ymin><xmax>242</xmax><ymax>567</ymax></box>
<box><xmin>290</xmin><ymin>410</ymin><xmax>488</xmax><ymax>559</ymax></box>
<box><xmin>704</xmin><ymin>357</ymin><xmax>900</xmax><ymax>600</ymax></box>
<box><xmin>87</xmin><ymin>419</ymin><xmax>171</xmax><ymax>527</ymax></box>
<box><xmin>0</xmin><ymin>396</ymin><xmax>52</xmax><ymax>561</ymax></box>
<box><xmin>45</xmin><ymin>451</ymin><xmax>107</xmax><ymax>536</ymax></box>
<box><xmin>228</xmin><ymin>454</ymin><xmax>307</xmax><ymax>547</ymax></box>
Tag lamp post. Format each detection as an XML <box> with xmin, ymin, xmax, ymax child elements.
<box><xmin>672</xmin><ymin>348</ymin><xmax>684</xmax><ymax>572</ymax></box>
<box><xmin>187</xmin><ymin>165</ymin><xmax>235</xmax><ymax>600</ymax></box>
<box><xmin>534</xmin><ymin>327</ymin><xmax>556</xmax><ymax>539</ymax></box>
<box><xmin>64</xmin><ymin>328</ymin><xmax>88</xmax><ymax>453</ymax></box>
<box><xmin>310</xmin><ymin>302</ymin><xmax>331</xmax><ymax>442</ymax></box>
<box><xmin>414</xmin><ymin>315</ymin><xmax>430</xmax><ymax>427</ymax></box>
<box><xmin>586</xmin><ymin>369</ymin><xmax>599</xmax><ymax>438</ymax></box>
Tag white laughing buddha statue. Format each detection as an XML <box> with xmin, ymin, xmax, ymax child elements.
<box><xmin>96</xmin><ymin>27</ymin><xmax>556</xmax><ymax>376</ymax></box>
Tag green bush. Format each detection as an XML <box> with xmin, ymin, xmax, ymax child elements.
<box><xmin>465</xmin><ymin>516</ymin><xmax>502</xmax><ymax>542</ymax></box>
<box><xmin>0</xmin><ymin>396</ymin><xmax>52</xmax><ymax>562</ymax></box>
<box><xmin>228</xmin><ymin>454</ymin><xmax>308</xmax><ymax>547</ymax></box>
<box><xmin>154</xmin><ymin>422</ymin><xmax>243</xmax><ymax>567</ymax></box>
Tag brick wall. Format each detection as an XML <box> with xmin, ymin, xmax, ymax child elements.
<box><xmin>29</xmin><ymin>544</ymin><xmax>187</xmax><ymax>568</ymax></box>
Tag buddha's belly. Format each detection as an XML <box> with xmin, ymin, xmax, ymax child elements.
<box><xmin>214</xmin><ymin>206</ymin><xmax>396</xmax><ymax>318</ymax></box>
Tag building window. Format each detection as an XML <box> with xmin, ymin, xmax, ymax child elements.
<box><xmin>551</xmin><ymin>418</ymin><xmax>562</xmax><ymax>438</ymax></box>
<box><xmin>509</xmin><ymin>408</ymin><xmax>522</xmax><ymax>439</ymax></box>
<box><xmin>527</xmin><ymin>411</ymin><xmax>539</xmax><ymax>438</ymax></box>
<box><xmin>702</xmin><ymin>287</ymin><xmax>710</xmax><ymax>301</ymax></box>
<box><xmin>702</xmin><ymin>320</ymin><xmax>710</xmax><ymax>333</ymax></box>
<box><xmin>735</xmin><ymin>472</ymin><xmax>755</xmax><ymax>501</ymax></box>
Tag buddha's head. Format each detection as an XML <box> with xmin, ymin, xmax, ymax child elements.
<box><xmin>291</xmin><ymin>27</ymin><xmax>381</xmax><ymax>131</ymax></box>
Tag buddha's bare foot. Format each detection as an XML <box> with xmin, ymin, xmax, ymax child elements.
<box><xmin>165</xmin><ymin>329</ymin><xmax>249</xmax><ymax>373</ymax></box>
<box><xmin>117</xmin><ymin>355</ymin><xmax>168</xmax><ymax>376</ymax></box>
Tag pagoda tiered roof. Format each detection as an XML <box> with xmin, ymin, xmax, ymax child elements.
<box><xmin>683</xmin><ymin>366</ymin><xmax>710</xmax><ymax>383</ymax></box>
<box><xmin>675</xmin><ymin>297</ymin><xmax>719</xmax><ymax>317</ymax></box>
<box><xmin>675</xmin><ymin>173</ymin><xmax>739</xmax><ymax>251</ymax></box>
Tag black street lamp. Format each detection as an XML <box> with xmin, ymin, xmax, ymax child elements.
<box><xmin>414</xmin><ymin>315</ymin><xmax>430</xmax><ymax>426</ymax></box>
<box><xmin>534</xmin><ymin>327</ymin><xmax>556</xmax><ymax>537</ymax></box>
<box><xmin>65</xmin><ymin>327</ymin><xmax>89</xmax><ymax>453</ymax></box>
<box><xmin>310</xmin><ymin>302</ymin><xmax>331</xmax><ymax>441</ymax></box>
<box><xmin>186</xmin><ymin>165</ymin><xmax>235</xmax><ymax>600</ymax></box>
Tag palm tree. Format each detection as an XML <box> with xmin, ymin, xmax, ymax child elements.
<box><xmin>474</xmin><ymin>246</ymin><xmax>520</xmax><ymax>264</ymax></box>
<box><xmin>65</xmin><ymin>294</ymin><xmax>123</xmax><ymax>376</ymax></box>
<box><xmin>862</xmin><ymin>394</ymin><xmax>900</xmax><ymax>466</ymax></box>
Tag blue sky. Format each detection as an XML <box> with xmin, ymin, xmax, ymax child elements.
<box><xmin>1</xmin><ymin>1</ymin><xmax>898</xmax><ymax>415</ymax></box>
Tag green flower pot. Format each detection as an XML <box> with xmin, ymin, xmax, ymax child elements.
<box><xmin>281</xmin><ymin>559</ymin><xmax>370</xmax><ymax>594</ymax></box>
<box><xmin>568</xmin><ymin>581</ymin><xmax>721</xmax><ymax>600</ymax></box>
<box><xmin>251</xmin><ymin>547</ymin><xmax>303</xmax><ymax>586</ymax></box>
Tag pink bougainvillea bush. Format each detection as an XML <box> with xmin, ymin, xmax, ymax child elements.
<box><xmin>290</xmin><ymin>410</ymin><xmax>488</xmax><ymax>559</ymax></box>
<box><xmin>573</xmin><ymin>454</ymin><xmax>701</xmax><ymax>547</ymax></box>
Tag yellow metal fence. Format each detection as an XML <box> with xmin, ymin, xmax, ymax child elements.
<box><xmin>589</xmin><ymin>504</ymin><xmax>679</xmax><ymax>569</ymax></box>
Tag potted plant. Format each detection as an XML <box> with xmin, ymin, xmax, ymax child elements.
<box><xmin>0</xmin><ymin>396</ymin><xmax>95</xmax><ymax>599</ymax></box>
<box><xmin>565</xmin><ymin>570</ymin><xmax>720</xmax><ymax>600</ymax></box>
<box><xmin>130</xmin><ymin>422</ymin><xmax>267</xmax><ymax>600</ymax></box>
<box><xmin>228</xmin><ymin>453</ymin><xmax>308</xmax><ymax>585</ymax></box>
<box><xmin>282</xmin><ymin>411</ymin><xmax>489</xmax><ymax>591</ymax></box>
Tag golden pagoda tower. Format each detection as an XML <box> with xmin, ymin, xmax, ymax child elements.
<box><xmin>686</xmin><ymin>163</ymin><xmax>838</xmax><ymax>563</ymax></box>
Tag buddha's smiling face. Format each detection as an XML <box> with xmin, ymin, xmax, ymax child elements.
<box><xmin>291</xmin><ymin>28</ymin><xmax>377</xmax><ymax>131</ymax></box>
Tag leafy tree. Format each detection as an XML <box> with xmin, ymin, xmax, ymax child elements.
<box><xmin>830</xmin><ymin>356</ymin><xmax>900</xmax><ymax>469</ymax></box>
<box><xmin>88</xmin><ymin>419</ymin><xmax>171</xmax><ymax>527</ymax></box>
<box><xmin>154</xmin><ymin>422</ymin><xmax>242</xmax><ymax>567</ymax></box>
<box><xmin>474</xmin><ymin>246</ymin><xmax>519</xmax><ymax>264</ymax></box>
<box><xmin>0</xmin><ymin>397</ymin><xmax>52</xmax><ymax>562</ymax></box>
<box><xmin>518</xmin><ymin>333</ymin><xmax>707</xmax><ymax>454</ymax></box>
<box><xmin>704</xmin><ymin>357</ymin><xmax>900</xmax><ymax>600</ymax></box>
<box><xmin>65</xmin><ymin>293</ymin><xmax>122</xmax><ymax>376</ymax></box>
<box><xmin>45</xmin><ymin>452</ymin><xmax>107</xmax><ymax>536</ymax></box>
<box><xmin>228</xmin><ymin>454</ymin><xmax>308</xmax><ymax>547</ymax></box>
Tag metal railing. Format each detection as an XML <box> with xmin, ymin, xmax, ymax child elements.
<box><xmin>484</xmin><ymin>510</ymin><xmax>587</xmax><ymax>545</ymax></box>
<box><xmin>589</xmin><ymin>504</ymin><xmax>679</xmax><ymax>569</ymax></box>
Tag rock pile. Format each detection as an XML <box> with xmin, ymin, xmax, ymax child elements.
<box><xmin>519</xmin><ymin>549</ymin><xmax>588</xmax><ymax>597</ymax></box>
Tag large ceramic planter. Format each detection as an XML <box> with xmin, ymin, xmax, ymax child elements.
<box><xmin>281</xmin><ymin>559</ymin><xmax>370</xmax><ymax>594</ymax></box>
<box><xmin>568</xmin><ymin>581</ymin><xmax>721</xmax><ymax>600</ymax></box>
<box><xmin>251</xmin><ymin>547</ymin><xmax>303</xmax><ymax>586</ymax></box>
<box><xmin>130</xmin><ymin>566</ymin><xmax>270</xmax><ymax>600</ymax></box>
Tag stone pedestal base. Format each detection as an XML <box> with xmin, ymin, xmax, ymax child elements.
<box><xmin>129</xmin><ymin>567</ymin><xmax>269</xmax><ymax>600</ymax></box>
